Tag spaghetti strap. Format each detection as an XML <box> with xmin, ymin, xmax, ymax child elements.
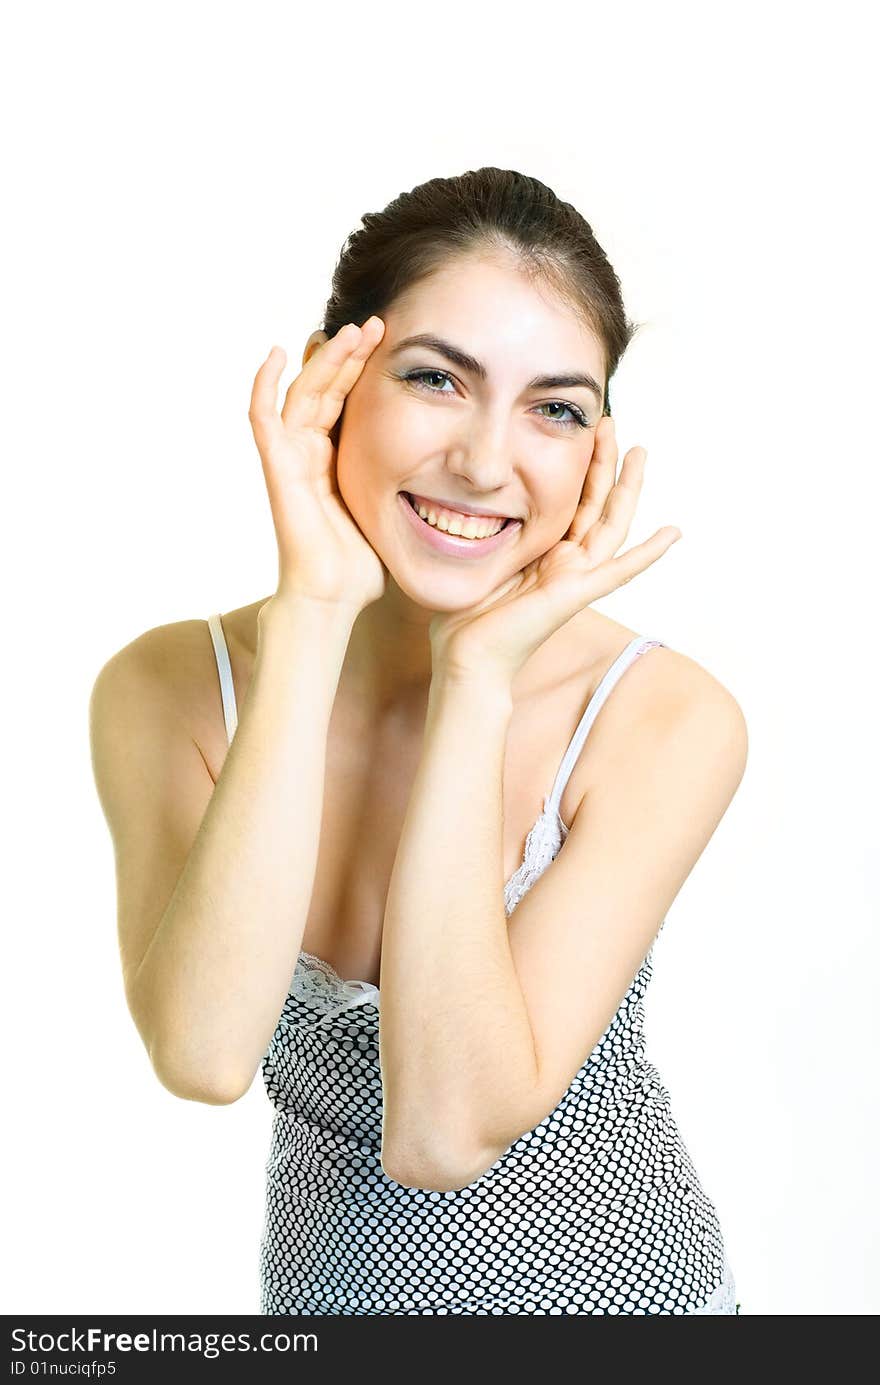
<box><xmin>207</xmin><ymin>613</ymin><xmax>238</xmax><ymax>745</ymax></box>
<box><xmin>545</xmin><ymin>634</ymin><xmax>666</xmax><ymax>819</ymax></box>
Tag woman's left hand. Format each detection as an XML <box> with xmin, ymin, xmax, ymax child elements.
<box><xmin>429</xmin><ymin>416</ymin><xmax>682</xmax><ymax>687</ymax></box>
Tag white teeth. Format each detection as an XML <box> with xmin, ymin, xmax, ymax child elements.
<box><xmin>408</xmin><ymin>495</ymin><xmax>506</xmax><ymax>540</ymax></box>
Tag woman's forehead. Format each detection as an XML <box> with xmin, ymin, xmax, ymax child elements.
<box><xmin>386</xmin><ymin>258</ymin><xmax>600</xmax><ymax>352</ymax></box>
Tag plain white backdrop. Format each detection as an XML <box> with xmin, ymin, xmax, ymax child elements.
<box><xmin>3</xmin><ymin>0</ymin><xmax>877</xmax><ymax>1317</ymax></box>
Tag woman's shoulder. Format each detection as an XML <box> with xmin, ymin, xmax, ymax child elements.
<box><xmin>588</xmin><ymin>609</ymin><xmax>742</xmax><ymax>704</ymax></box>
<box><xmin>543</xmin><ymin>606</ymin><xmax>738</xmax><ymax>706</ymax></box>
<box><xmin>96</xmin><ymin>600</ymin><xmax>268</xmax><ymax>779</ymax></box>
<box><xmin>564</xmin><ymin>610</ymin><xmax>747</xmax><ymax>797</ymax></box>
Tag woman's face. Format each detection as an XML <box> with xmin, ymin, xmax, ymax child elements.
<box><xmin>328</xmin><ymin>254</ymin><xmax>606</xmax><ymax>612</ymax></box>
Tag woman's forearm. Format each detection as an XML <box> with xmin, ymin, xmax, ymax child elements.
<box><xmin>132</xmin><ymin>596</ymin><xmax>356</xmax><ymax>1102</ymax></box>
<box><xmin>379</xmin><ymin>672</ymin><xmax>540</xmax><ymax>1186</ymax></box>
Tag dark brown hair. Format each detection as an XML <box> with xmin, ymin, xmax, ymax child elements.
<box><xmin>321</xmin><ymin>166</ymin><xmax>640</xmax><ymax>420</ymax></box>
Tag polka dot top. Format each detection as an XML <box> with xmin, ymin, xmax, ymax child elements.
<box><xmin>206</xmin><ymin>616</ymin><xmax>738</xmax><ymax>1315</ymax></box>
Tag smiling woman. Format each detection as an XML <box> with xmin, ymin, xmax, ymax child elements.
<box><xmin>89</xmin><ymin>165</ymin><xmax>746</xmax><ymax>1317</ymax></box>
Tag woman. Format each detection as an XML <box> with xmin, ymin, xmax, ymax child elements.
<box><xmin>90</xmin><ymin>168</ymin><xmax>747</xmax><ymax>1315</ymax></box>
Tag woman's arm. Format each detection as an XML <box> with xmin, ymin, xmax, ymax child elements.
<box><xmin>378</xmin><ymin>660</ymin><xmax>747</xmax><ymax>1191</ymax></box>
<box><xmin>379</xmin><ymin>670</ymin><xmax>540</xmax><ymax>1187</ymax></box>
<box><xmin>97</xmin><ymin>596</ymin><xmax>356</xmax><ymax>1102</ymax></box>
<box><xmin>93</xmin><ymin>326</ymin><xmax>386</xmax><ymax>1104</ymax></box>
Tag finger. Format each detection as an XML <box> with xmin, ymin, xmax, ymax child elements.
<box><xmin>568</xmin><ymin>415</ymin><xmax>619</xmax><ymax>543</ymax></box>
<box><xmin>530</xmin><ymin>523</ymin><xmax>679</xmax><ymax>649</ymax></box>
<box><xmin>281</xmin><ymin>316</ymin><xmax>385</xmax><ymax>433</ymax></box>
<box><xmin>584</xmin><ymin>526</ymin><xmax>682</xmax><ymax>594</ymax></box>
<box><xmin>580</xmin><ymin>445</ymin><xmax>647</xmax><ymax>564</ymax></box>
<box><xmin>248</xmin><ymin>345</ymin><xmax>289</xmax><ymax>453</ymax></box>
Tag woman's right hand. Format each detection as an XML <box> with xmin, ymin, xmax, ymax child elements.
<box><xmin>248</xmin><ymin>317</ymin><xmax>387</xmax><ymax>615</ymax></box>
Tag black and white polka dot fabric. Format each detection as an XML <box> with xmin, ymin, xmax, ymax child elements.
<box><xmin>205</xmin><ymin>618</ymin><xmax>738</xmax><ymax>1314</ymax></box>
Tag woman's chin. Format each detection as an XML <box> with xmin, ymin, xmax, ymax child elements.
<box><xmin>384</xmin><ymin>561</ymin><xmax>515</xmax><ymax>615</ymax></box>
<box><xmin>363</xmin><ymin>500</ymin><xmax>526</xmax><ymax>611</ymax></box>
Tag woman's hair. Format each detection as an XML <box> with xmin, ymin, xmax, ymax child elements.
<box><xmin>321</xmin><ymin>166</ymin><xmax>641</xmax><ymax>419</ymax></box>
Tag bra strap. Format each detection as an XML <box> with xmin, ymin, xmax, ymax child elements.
<box><xmin>207</xmin><ymin>613</ymin><xmax>238</xmax><ymax>745</ymax></box>
<box><xmin>545</xmin><ymin>636</ymin><xmax>666</xmax><ymax>817</ymax></box>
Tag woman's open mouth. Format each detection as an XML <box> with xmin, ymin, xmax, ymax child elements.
<box><xmin>398</xmin><ymin>491</ymin><xmax>521</xmax><ymax>559</ymax></box>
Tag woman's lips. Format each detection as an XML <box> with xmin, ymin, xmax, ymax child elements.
<box><xmin>398</xmin><ymin>491</ymin><xmax>521</xmax><ymax>559</ymax></box>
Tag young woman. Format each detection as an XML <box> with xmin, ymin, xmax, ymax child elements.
<box><xmin>90</xmin><ymin>168</ymin><xmax>747</xmax><ymax>1315</ymax></box>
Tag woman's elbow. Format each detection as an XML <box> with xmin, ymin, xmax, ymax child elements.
<box><xmin>150</xmin><ymin>1045</ymin><xmax>251</xmax><ymax>1106</ymax></box>
<box><xmin>381</xmin><ymin>1143</ymin><xmax>501</xmax><ymax>1192</ymax></box>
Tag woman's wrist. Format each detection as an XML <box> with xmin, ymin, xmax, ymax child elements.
<box><xmin>259</xmin><ymin>590</ymin><xmax>360</xmax><ymax>640</ymax></box>
<box><xmin>428</xmin><ymin>663</ymin><xmax>515</xmax><ymax>719</ymax></box>
<box><xmin>256</xmin><ymin>592</ymin><xmax>357</xmax><ymax>692</ymax></box>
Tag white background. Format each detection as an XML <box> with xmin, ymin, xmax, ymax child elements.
<box><xmin>3</xmin><ymin>0</ymin><xmax>877</xmax><ymax>1317</ymax></box>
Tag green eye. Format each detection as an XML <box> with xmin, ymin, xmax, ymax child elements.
<box><xmin>534</xmin><ymin>400</ymin><xmax>590</xmax><ymax>430</ymax></box>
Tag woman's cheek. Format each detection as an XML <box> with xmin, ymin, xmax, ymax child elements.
<box><xmin>333</xmin><ymin>445</ymin><xmax>364</xmax><ymax>525</ymax></box>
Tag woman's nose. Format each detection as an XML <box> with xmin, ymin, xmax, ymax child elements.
<box><xmin>444</xmin><ymin>426</ymin><xmax>517</xmax><ymax>492</ymax></box>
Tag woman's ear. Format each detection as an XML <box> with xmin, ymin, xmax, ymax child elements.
<box><xmin>302</xmin><ymin>328</ymin><xmax>329</xmax><ymax>368</ymax></box>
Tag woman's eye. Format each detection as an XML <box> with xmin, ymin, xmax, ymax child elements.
<box><xmin>401</xmin><ymin>368</ymin><xmax>590</xmax><ymax>430</ymax></box>
<box><xmin>403</xmin><ymin>368</ymin><xmax>456</xmax><ymax>394</ymax></box>
<box><xmin>535</xmin><ymin>401</ymin><xmax>590</xmax><ymax>430</ymax></box>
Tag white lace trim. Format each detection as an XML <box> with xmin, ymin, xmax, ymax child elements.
<box><xmin>290</xmin><ymin>951</ymin><xmax>380</xmax><ymax>1021</ymax></box>
<box><xmin>503</xmin><ymin>797</ymin><xmax>567</xmax><ymax>915</ymax></box>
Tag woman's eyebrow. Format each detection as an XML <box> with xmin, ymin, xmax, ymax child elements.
<box><xmin>388</xmin><ymin>333</ymin><xmax>603</xmax><ymax>407</ymax></box>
